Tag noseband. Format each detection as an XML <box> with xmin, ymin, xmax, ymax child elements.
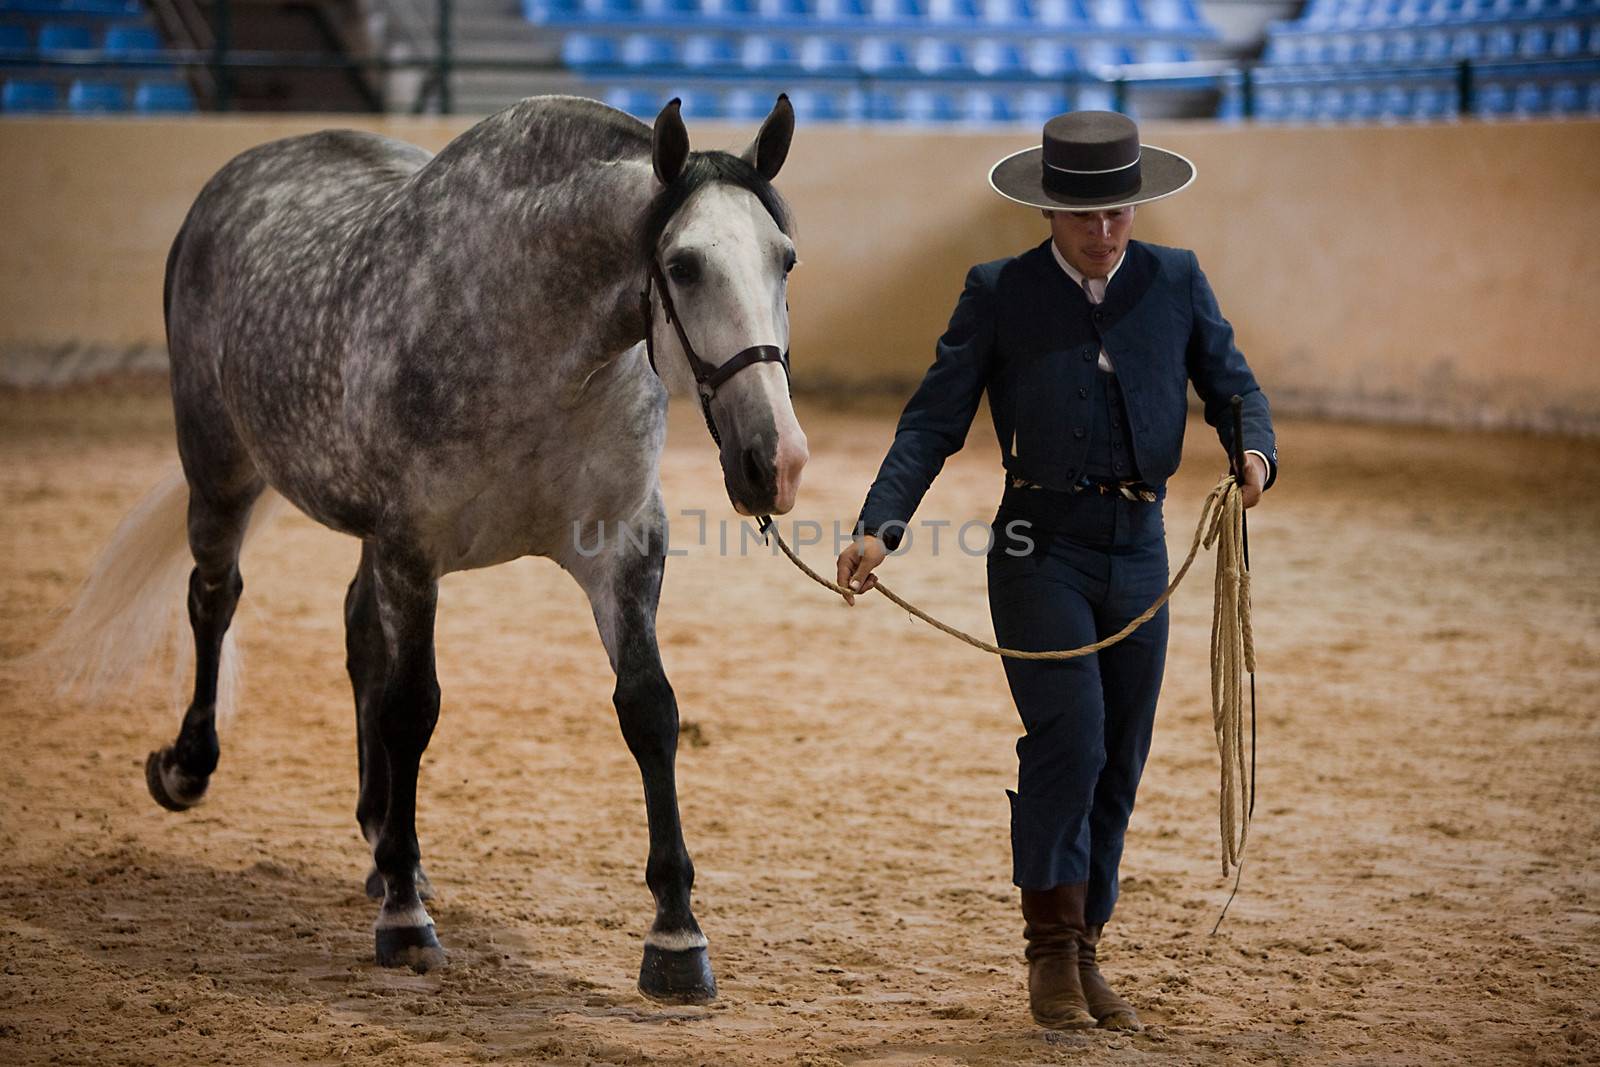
<box><xmin>640</xmin><ymin>260</ymin><xmax>791</xmax><ymax>449</ymax></box>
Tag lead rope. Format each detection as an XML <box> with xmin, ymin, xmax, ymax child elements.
<box><xmin>759</xmin><ymin>471</ymin><xmax>1256</xmax><ymax>920</ymax></box>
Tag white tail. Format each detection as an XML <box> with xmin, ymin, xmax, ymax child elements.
<box><xmin>32</xmin><ymin>467</ymin><xmax>283</xmax><ymax>723</ymax></box>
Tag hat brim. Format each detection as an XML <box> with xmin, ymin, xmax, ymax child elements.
<box><xmin>988</xmin><ymin>143</ymin><xmax>1196</xmax><ymax>211</ymax></box>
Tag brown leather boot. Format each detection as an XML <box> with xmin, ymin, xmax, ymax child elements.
<box><xmin>1020</xmin><ymin>884</ymin><xmax>1096</xmax><ymax>1030</ymax></box>
<box><xmin>1078</xmin><ymin>923</ymin><xmax>1143</xmax><ymax>1031</ymax></box>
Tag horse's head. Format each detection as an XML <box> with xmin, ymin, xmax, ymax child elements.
<box><xmin>642</xmin><ymin>96</ymin><xmax>809</xmax><ymax>517</ymax></box>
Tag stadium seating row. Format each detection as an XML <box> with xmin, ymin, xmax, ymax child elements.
<box><xmin>0</xmin><ymin>0</ymin><xmax>142</xmax><ymax>15</ymax></box>
<box><xmin>1294</xmin><ymin>0</ymin><xmax>1598</xmax><ymax>30</ymax></box>
<box><xmin>1221</xmin><ymin>59</ymin><xmax>1600</xmax><ymax>119</ymax></box>
<box><xmin>561</xmin><ymin>31</ymin><xmax>1191</xmax><ymax>74</ymax></box>
<box><xmin>591</xmin><ymin>79</ymin><xmax>1123</xmax><ymax>120</ymax></box>
<box><xmin>524</xmin><ymin>0</ymin><xmax>1211</xmax><ymax>36</ymax></box>
<box><xmin>1</xmin><ymin>75</ymin><xmax>194</xmax><ymax>110</ymax></box>
<box><xmin>1262</xmin><ymin>19</ymin><xmax>1599</xmax><ymax>63</ymax></box>
<box><xmin>0</xmin><ymin>21</ymin><xmax>162</xmax><ymax>53</ymax></box>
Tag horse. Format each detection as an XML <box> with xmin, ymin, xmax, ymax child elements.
<box><xmin>44</xmin><ymin>93</ymin><xmax>809</xmax><ymax>1004</ymax></box>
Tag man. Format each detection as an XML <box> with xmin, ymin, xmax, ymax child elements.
<box><xmin>835</xmin><ymin>111</ymin><xmax>1276</xmax><ymax>1032</ymax></box>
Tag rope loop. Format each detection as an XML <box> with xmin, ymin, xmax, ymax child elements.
<box><xmin>764</xmin><ymin>472</ymin><xmax>1256</xmax><ymax>878</ymax></box>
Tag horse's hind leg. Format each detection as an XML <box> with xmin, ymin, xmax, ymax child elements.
<box><xmin>145</xmin><ymin>474</ymin><xmax>264</xmax><ymax>811</ymax></box>
<box><xmin>345</xmin><ymin>542</ymin><xmax>433</xmax><ymax>901</ymax></box>
<box><xmin>568</xmin><ymin>496</ymin><xmax>715</xmax><ymax>1004</ymax></box>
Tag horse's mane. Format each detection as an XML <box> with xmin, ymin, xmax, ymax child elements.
<box><xmin>638</xmin><ymin>151</ymin><xmax>792</xmax><ymax>261</ymax></box>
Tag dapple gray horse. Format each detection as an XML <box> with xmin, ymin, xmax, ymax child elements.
<box><xmin>52</xmin><ymin>94</ymin><xmax>808</xmax><ymax>1002</ymax></box>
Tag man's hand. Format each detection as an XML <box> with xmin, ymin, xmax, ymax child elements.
<box><xmin>835</xmin><ymin>535</ymin><xmax>889</xmax><ymax>606</ymax></box>
<box><xmin>1240</xmin><ymin>453</ymin><xmax>1267</xmax><ymax>509</ymax></box>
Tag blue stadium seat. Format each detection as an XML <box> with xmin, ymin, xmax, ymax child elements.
<box><xmin>1347</xmin><ymin>83</ymin><xmax>1380</xmax><ymax>119</ymax></box>
<box><xmin>817</xmin><ymin>0</ymin><xmax>868</xmax><ymax>18</ymax></box>
<box><xmin>132</xmin><ymin>79</ymin><xmax>194</xmax><ymax>111</ymax></box>
<box><xmin>870</xmin><ymin>0</ymin><xmax>925</xmax><ymax>20</ymax></box>
<box><xmin>38</xmin><ymin>22</ymin><xmax>93</xmax><ymax>52</ymax></box>
<box><xmin>981</xmin><ymin>0</ymin><xmax>1034</xmax><ymax>22</ymax></box>
<box><xmin>1550</xmin><ymin>21</ymin><xmax>1583</xmax><ymax>57</ymax></box>
<box><xmin>788</xmin><ymin>86</ymin><xmax>850</xmax><ymax>120</ymax></box>
<box><xmin>63</xmin><ymin>0</ymin><xmax>142</xmax><ymax>13</ymax></box>
<box><xmin>1090</xmin><ymin>0</ymin><xmax>1145</xmax><ymax>29</ymax></box>
<box><xmin>913</xmin><ymin>36</ymin><xmax>969</xmax><ymax>73</ymax></box>
<box><xmin>1518</xmin><ymin>25</ymin><xmax>1551</xmax><ymax>57</ymax></box>
<box><xmin>1586</xmin><ymin>78</ymin><xmax>1600</xmax><ymax>112</ymax></box>
<box><xmin>1254</xmin><ymin>85</ymin><xmax>1288</xmax><ymax>120</ymax></box>
<box><xmin>1017</xmin><ymin>86</ymin><xmax>1070</xmax><ymax>122</ymax></box>
<box><xmin>103</xmin><ymin>25</ymin><xmax>162</xmax><ymax>53</ymax></box>
<box><xmin>740</xmin><ymin>33</ymin><xmax>799</xmax><ymax>68</ymax></box>
<box><xmin>580</xmin><ymin>0</ymin><xmax>637</xmax><ymax>16</ymax></box>
<box><xmin>722</xmin><ymin>87</ymin><xmax>770</xmax><ymax>119</ymax></box>
<box><xmin>1354</xmin><ymin>33</ymin><xmax>1385</xmax><ymax>63</ymax></box>
<box><xmin>2</xmin><ymin>78</ymin><xmax>57</xmax><ymax>110</ymax></box>
<box><xmin>1384</xmin><ymin>31</ymin><xmax>1420</xmax><ymax>61</ymax></box>
<box><xmin>864</xmin><ymin>88</ymin><xmax>902</xmax><ymax>119</ymax></box>
<box><xmin>1451</xmin><ymin>28</ymin><xmax>1484</xmax><ymax>59</ymax></box>
<box><xmin>858</xmin><ymin>35</ymin><xmax>910</xmax><ymax>71</ymax></box>
<box><xmin>1412</xmin><ymin>83</ymin><xmax>1455</xmax><ymax>117</ymax></box>
<box><xmin>639</xmin><ymin>0</ymin><xmax>696</xmax><ymax>15</ymax></box>
<box><xmin>1312</xmin><ymin>84</ymin><xmax>1346</xmax><ymax>120</ymax></box>
<box><xmin>602</xmin><ymin>86</ymin><xmax>657</xmax><ymax>116</ymax></box>
<box><xmin>562</xmin><ymin>33</ymin><xmax>618</xmax><ymax>67</ymax></box>
<box><xmin>681</xmin><ymin>33</ymin><xmax>736</xmax><ymax>68</ymax></box>
<box><xmin>1377</xmin><ymin>82</ymin><xmax>1412</xmax><ymax>119</ymax></box>
<box><xmin>1474</xmin><ymin>80</ymin><xmax>1512</xmax><ymax>114</ymax></box>
<box><xmin>753</xmin><ymin>0</ymin><xmax>807</xmax><ymax>18</ymax></box>
<box><xmin>1144</xmin><ymin>0</ymin><xmax>1201</xmax><ymax>28</ymax></box>
<box><xmin>621</xmin><ymin>32</ymin><xmax>676</xmax><ymax>67</ymax></box>
<box><xmin>699</xmin><ymin>0</ymin><xmax>754</xmax><ymax>13</ymax></box>
<box><xmin>971</xmin><ymin>39</ymin><xmax>1023</xmax><ymax>75</ymax></box>
<box><xmin>1075</xmin><ymin>81</ymin><xmax>1117</xmax><ymax>111</ymax></box>
<box><xmin>902</xmin><ymin>87</ymin><xmax>959</xmax><ymax>121</ymax></box>
<box><xmin>1082</xmin><ymin>40</ymin><xmax>1134</xmax><ymax>68</ymax></box>
<box><xmin>0</xmin><ymin>24</ymin><xmax>31</xmax><ymax>52</ymax></box>
<box><xmin>799</xmin><ymin>34</ymin><xmax>853</xmax><ymax>71</ymax></box>
<box><xmin>522</xmin><ymin>0</ymin><xmax>579</xmax><ymax>19</ymax></box>
<box><xmin>928</xmin><ymin>0</ymin><xmax>979</xmax><ymax>20</ymax></box>
<box><xmin>1546</xmin><ymin>78</ymin><xmax>1581</xmax><ymax>111</ymax></box>
<box><xmin>1033</xmin><ymin>0</ymin><xmax>1090</xmax><ymax>26</ymax></box>
<box><xmin>67</xmin><ymin>78</ymin><xmax>125</xmax><ymax>110</ymax></box>
<box><xmin>959</xmin><ymin>88</ymin><xmax>1016</xmax><ymax>123</ymax></box>
<box><xmin>1419</xmin><ymin>29</ymin><xmax>1451</xmax><ymax>60</ymax></box>
<box><xmin>666</xmin><ymin>86</ymin><xmax>720</xmax><ymax>117</ymax></box>
<box><xmin>1484</xmin><ymin>26</ymin><xmax>1517</xmax><ymax>58</ymax></box>
<box><xmin>1026</xmin><ymin>39</ymin><xmax>1079</xmax><ymax>75</ymax></box>
<box><xmin>1511</xmin><ymin>80</ymin><xmax>1544</xmax><ymax>113</ymax></box>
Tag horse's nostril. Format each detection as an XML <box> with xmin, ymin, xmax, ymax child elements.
<box><xmin>741</xmin><ymin>443</ymin><xmax>775</xmax><ymax>488</ymax></box>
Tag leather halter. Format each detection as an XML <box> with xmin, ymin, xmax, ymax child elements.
<box><xmin>640</xmin><ymin>259</ymin><xmax>791</xmax><ymax>449</ymax></box>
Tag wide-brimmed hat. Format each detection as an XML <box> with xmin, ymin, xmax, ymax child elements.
<box><xmin>988</xmin><ymin>111</ymin><xmax>1195</xmax><ymax>212</ymax></box>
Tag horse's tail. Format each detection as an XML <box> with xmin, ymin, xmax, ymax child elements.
<box><xmin>32</xmin><ymin>467</ymin><xmax>283</xmax><ymax>720</ymax></box>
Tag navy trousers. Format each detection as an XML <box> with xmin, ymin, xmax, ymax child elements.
<box><xmin>986</xmin><ymin>483</ymin><xmax>1170</xmax><ymax>927</ymax></box>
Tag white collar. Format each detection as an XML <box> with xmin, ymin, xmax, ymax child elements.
<box><xmin>1051</xmin><ymin>240</ymin><xmax>1126</xmax><ymax>291</ymax></box>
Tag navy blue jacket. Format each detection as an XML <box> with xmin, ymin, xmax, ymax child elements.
<box><xmin>857</xmin><ymin>238</ymin><xmax>1277</xmax><ymax>543</ymax></box>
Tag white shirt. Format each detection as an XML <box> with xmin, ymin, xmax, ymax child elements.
<box><xmin>1050</xmin><ymin>240</ymin><xmax>1272</xmax><ymax>485</ymax></box>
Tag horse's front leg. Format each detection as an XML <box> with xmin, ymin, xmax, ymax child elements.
<box><xmin>366</xmin><ymin>544</ymin><xmax>447</xmax><ymax>972</ymax></box>
<box><xmin>568</xmin><ymin>499</ymin><xmax>715</xmax><ymax>1003</ymax></box>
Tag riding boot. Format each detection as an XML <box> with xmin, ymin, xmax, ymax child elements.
<box><xmin>1078</xmin><ymin>923</ymin><xmax>1143</xmax><ymax>1031</ymax></box>
<box><xmin>1020</xmin><ymin>883</ymin><xmax>1096</xmax><ymax>1030</ymax></box>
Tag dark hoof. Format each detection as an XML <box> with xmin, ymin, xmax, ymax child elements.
<box><xmin>145</xmin><ymin>748</ymin><xmax>208</xmax><ymax>812</ymax></box>
<box><xmin>375</xmin><ymin>924</ymin><xmax>446</xmax><ymax>973</ymax></box>
<box><xmin>638</xmin><ymin>944</ymin><xmax>716</xmax><ymax>1004</ymax></box>
<box><xmin>365</xmin><ymin>865</ymin><xmax>435</xmax><ymax>901</ymax></box>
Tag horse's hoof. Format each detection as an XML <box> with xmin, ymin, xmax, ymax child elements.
<box><xmin>375</xmin><ymin>923</ymin><xmax>446</xmax><ymax>973</ymax></box>
<box><xmin>145</xmin><ymin>748</ymin><xmax>208</xmax><ymax>812</ymax></box>
<box><xmin>365</xmin><ymin>865</ymin><xmax>435</xmax><ymax>901</ymax></box>
<box><xmin>638</xmin><ymin>944</ymin><xmax>716</xmax><ymax>1004</ymax></box>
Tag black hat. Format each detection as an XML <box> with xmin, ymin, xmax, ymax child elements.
<box><xmin>988</xmin><ymin>110</ymin><xmax>1195</xmax><ymax>211</ymax></box>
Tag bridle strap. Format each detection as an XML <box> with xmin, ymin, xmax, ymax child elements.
<box><xmin>641</xmin><ymin>260</ymin><xmax>791</xmax><ymax>449</ymax></box>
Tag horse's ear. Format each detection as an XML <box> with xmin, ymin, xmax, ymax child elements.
<box><xmin>741</xmin><ymin>93</ymin><xmax>794</xmax><ymax>182</ymax></box>
<box><xmin>652</xmin><ymin>98</ymin><xmax>690</xmax><ymax>185</ymax></box>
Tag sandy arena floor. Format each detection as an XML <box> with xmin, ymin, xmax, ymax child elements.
<box><xmin>0</xmin><ymin>385</ymin><xmax>1596</xmax><ymax>1066</ymax></box>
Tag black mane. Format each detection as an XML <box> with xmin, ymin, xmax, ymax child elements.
<box><xmin>639</xmin><ymin>150</ymin><xmax>792</xmax><ymax>261</ymax></box>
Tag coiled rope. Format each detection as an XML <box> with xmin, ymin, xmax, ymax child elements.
<box><xmin>761</xmin><ymin>471</ymin><xmax>1255</xmax><ymax>886</ymax></box>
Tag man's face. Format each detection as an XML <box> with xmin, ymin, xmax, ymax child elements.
<box><xmin>1044</xmin><ymin>206</ymin><xmax>1136</xmax><ymax>278</ymax></box>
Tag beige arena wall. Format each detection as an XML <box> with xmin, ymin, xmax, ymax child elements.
<box><xmin>1</xmin><ymin>114</ymin><xmax>1596</xmax><ymax>432</ymax></box>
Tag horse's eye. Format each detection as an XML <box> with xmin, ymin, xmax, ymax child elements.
<box><xmin>782</xmin><ymin>250</ymin><xmax>797</xmax><ymax>275</ymax></box>
<box><xmin>667</xmin><ymin>260</ymin><xmax>698</xmax><ymax>284</ymax></box>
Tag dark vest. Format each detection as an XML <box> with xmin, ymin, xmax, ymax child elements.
<box><xmin>1082</xmin><ymin>367</ymin><xmax>1142</xmax><ymax>481</ymax></box>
